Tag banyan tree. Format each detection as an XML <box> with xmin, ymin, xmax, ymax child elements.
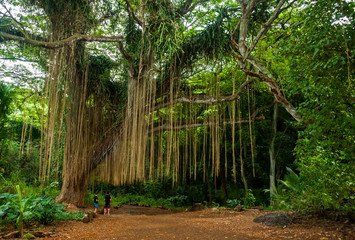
<box><xmin>0</xmin><ymin>0</ymin><xmax>301</xmax><ymax>206</ymax></box>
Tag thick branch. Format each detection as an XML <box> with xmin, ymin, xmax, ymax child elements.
<box><xmin>245</xmin><ymin>0</ymin><xmax>288</xmax><ymax>59</ymax></box>
<box><xmin>246</xmin><ymin>56</ymin><xmax>273</xmax><ymax>77</ymax></box>
<box><xmin>117</xmin><ymin>40</ymin><xmax>133</xmax><ymax>62</ymax></box>
<box><xmin>0</xmin><ymin>57</ymin><xmax>35</xmax><ymax>62</ymax></box>
<box><xmin>124</xmin><ymin>0</ymin><xmax>143</xmax><ymax>26</ymax></box>
<box><xmin>0</xmin><ymin>31</ymin><xmax>124</xmax><ymax>49</ymax></box>
<box><xmin>242</xmin><ymin>68</ymin><xmax>301</xmax><ymax>122</ymax></box>
<box><xmin>0</xmin><ymin>4</ymin><xmax>27</xmax><ymax>37</ymax></box>
<box><xmin>151</xmin><ymin>115</ymin><xmax>265</xmax><ymax>132</ymax></box>
<box><xmin>231</xmin><ymin>45</ymin><xmax>301</xmax><ymax>122</ymax></box>
<box><xmin>238</xmin><ymin>0</ymin><xmax>261</xmax><ymax>58</ymax></box>
<box><xmin>231</xmin><ymin>19</ymin><xmax>241</xmax><ymax>41</ymax></box>
<box><xmin>155</xmin><ymin>77</ymin><xmax>253</xmax><ymax>110</ymax></box>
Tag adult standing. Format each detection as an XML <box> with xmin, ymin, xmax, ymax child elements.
<box><xmin>104</xmin><ymin>192</ymin><xmax>112</xmax><ymax>215</ymax></box>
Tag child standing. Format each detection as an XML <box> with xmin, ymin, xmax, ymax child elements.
<box><xmin>93</xmin><ymin>193</ymin><xmax>99</xmax><ymax>215</ymax></box>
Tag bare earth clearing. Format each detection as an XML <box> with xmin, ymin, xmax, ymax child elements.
<box><xmin>36</xmin><ymin>205</ymin><xmax>355</xmax><ymax>240</ymax></box>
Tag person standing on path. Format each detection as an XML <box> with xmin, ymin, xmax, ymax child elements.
<box><xmin>93</xmin><ymin>193</ymin><xmax>99</xmax><ymax>215</ymax></box>
<box><xmin>104</xmin><ymin>192</ymin><xmax>112</xmax><ymax>215</ymax></box>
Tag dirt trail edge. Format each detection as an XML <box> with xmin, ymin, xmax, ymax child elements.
<box><xmin>41</xmin><ymin>205</ymin><xmax>354</xmax><ymax>240</ymax></box>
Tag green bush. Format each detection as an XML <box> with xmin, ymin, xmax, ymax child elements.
<box><xmin>226</xmin><ymin>199</ymin><xmax>241</xmax><ymax>208</ymax></box>
<box><xmin>114</xmin><ymin>193</ymin><xmax>173</xmax><ymax>207</ymax></box>
<box><xmin>167</xmin><ymin>195</ymin><xmax>189</xmax><ymax>207</ymax></box>
<box><xmin>30</xmin><ymin>196</ymin><xmax>63</xmax><ymax>225</ymax></box>
<box><xmin>272</xmin><ymin>165</ymin><xmax>355</xmax><ymax>216</ymax></box>
<box><xmin>243</xmin><ymin>190</ymin><xmax>256</xmax><ymax>208</ymax></box>
<box><xmin>0</xmin><ymin>192</ymin><xmax>83</xmax><ymax>227</ymax></box>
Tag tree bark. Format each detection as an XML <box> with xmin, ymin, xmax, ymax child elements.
<box><xmin>56</xmin><ymin>170</ymin><xmax>89</xmax><ymax>207</ymax></box>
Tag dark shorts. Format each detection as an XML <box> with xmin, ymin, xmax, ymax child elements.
<box><xmin>94</xmin><ymin>203</ymin><xmax>98</xmax><ymax>208</ymax></box>
<box><xmin>104</xmin><ymin>203</ymin><xmax>110</xmax><ymax>209</ymax></box>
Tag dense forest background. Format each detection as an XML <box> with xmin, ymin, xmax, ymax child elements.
<box><xmin>0</xmin><ymin>0</ymin><xmax>354</xmax><ymax>226</ymax></box>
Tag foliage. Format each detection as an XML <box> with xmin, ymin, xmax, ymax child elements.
<box><xmin>271</xmin><ymin>166</ymin><xmax>355</xmax><ymax>217</ymax></box>
<box><xmin>113</xmin><ymin>194</ymin><xmax>173</xmax><ymax>208</ymax></box>
<box><xmin>273</xmin><ymin>0</ymin><xmax>354</xmax><ymax>216</ymax></box>
<box><xmin>242</xmin><ymin>190</ymin><xmax>256</xmax><ymax>208</ymax></box>
<box><xmin>0</xmin><ymin>184</ymin><xmax>82</xmax><ymax>227</ymax></box>
<box><xmin>15</xmin><ymin>185</ymin><xmax>24</xmax><ymax>236</ymax></box>
<box><xmin>87</xmin><ymin>180</ymin><xmax>199</xmax><ymax>208</ymax></box>
<box><xmin>0</xmin><ymin>83</ymin><xmax>14</xmax><ymax>140</ymax></box>
<box><xmin>0</xmin><ymin>139</ymin><xmax>41</xmax><ymax>184</ymax></box>
<box><xmin>0</xmin><ymin>83</ymin><xmax>42</xmax><ymax>185</ymax></box>
<box><xmin>167</xmin><ymin>195</ymin><xmax>189</xmax><ymax>207</ymax></box>
<box><xmin>226</xmin><ymin>199</ymin><xmax>241</xmax><ymax>209</ymax></box>
<box><xmin>266</xmin><ymin>167</ymin><xmax>303</xmax><ymax>210</ymax></box>
<box><xmin>207</xmin><ymin>201</ymin><xmax>220</xmax><ymax>208</ymax></box>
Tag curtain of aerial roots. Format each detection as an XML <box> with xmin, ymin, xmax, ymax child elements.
<box><xmin>95</xmin><ymin>64</ymin><xmax>233</xmax><ymax>186</ymax></box>
<box><xmin>40</xmin><ymin>44</ymin><xmax>99</xmax><ymax>186</ymax></box>
<box><xmin>95</xmin><ymin>63</ymin><xmax>153</xmax><ymax>185</ymax></box>
<box><xmin>18</xmin><ymin>45</ymin><xmax>36</xmax><ymax>161</ymax></box>
<box><xmin>39</xmin><ymin>47</ymin><xmax>69</xmax><ymax>184</ymax></box>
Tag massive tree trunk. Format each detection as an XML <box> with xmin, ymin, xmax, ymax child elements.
<box><xmin>40</xmin><ymin>2</ymin><xmax>95</xmax><ymax>206</ymax></box>
<box><xmin>57</xmin><ymin>170</ymin><xmax>89</xmax><ymax>206</ymax></box>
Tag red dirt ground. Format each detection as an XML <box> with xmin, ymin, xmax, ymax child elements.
<box><xmin>38</xmin><ymin>205</ymin><xmax>355</xmax><ymax>240</ymax></box>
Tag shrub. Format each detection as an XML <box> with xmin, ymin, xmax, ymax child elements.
<box><xmin>0</xmin><ymin>192</ymin><xmax>83</xmax><ymax>227</ymax></box>
<box><xmin>226</xmin><ymin>199</ymin><xmax>241</xmax><ymax>208</ymax></box>
<box><xmin>167</xmin><ymin>195</ymin><xmax>189</xmax><ymax>207</ymax></box>
<box><xmin>243</xmin><ymin>190</ymin><xmax>256</xmax><ymax>208</ymax></box>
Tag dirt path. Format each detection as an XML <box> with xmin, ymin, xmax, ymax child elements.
<box><xmin>41</xmin><ymin>205</ymin><xmax>355</xmax><ymax>240</ymax></box>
